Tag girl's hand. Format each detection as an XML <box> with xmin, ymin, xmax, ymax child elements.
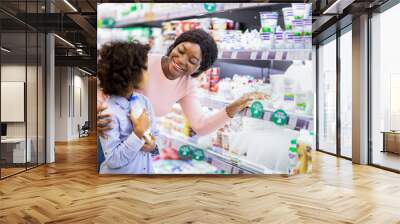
<box><xmin>142</xmin><ymin>135</ymin><xmax>156</xmax><ymax>152</ymax></box>
<box><xmin>129</xmin><ymin>111</ymin><xmax>150</xmax><ymax>139</ymax></box>
<box><xmin>225</xmin><ymin>92</ymin><xmax>269</xmax><ymax>118</ymax></box>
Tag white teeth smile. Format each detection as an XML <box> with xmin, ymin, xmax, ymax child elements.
<box><xmin>172</xmin><ymin>60</ymin><xmax>184</xmax><ymax>72</ymax></box>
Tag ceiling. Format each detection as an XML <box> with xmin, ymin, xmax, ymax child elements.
<box><xmin>1</xmin><ymin>0</ymin><xmax>395</xmax><ymax>74</ymax></box>
<box><xmin>0</xmin><ymin>0</ymin><xmax>98</xmax><ymax>73</ymax></box>
<box><xmin>311</xmin><ymin>0</ymin><xmax>391</xmax><ymax>44</ymax></box>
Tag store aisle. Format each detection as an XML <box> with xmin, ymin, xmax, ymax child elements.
<box><xmin>0</xmin><ymin>135</ymin><xmax>399</xmax><ymax>223</ymax></box>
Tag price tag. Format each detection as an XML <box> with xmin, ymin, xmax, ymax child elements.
<box><xmin>218</xmin><ymin>51</ymin><xmax>223</xmax><ymax>59</ymax></box>
<box><xmin>275</xmin><ymin>51</ymin><xmax>284</xmax><ymax>60</ymax></box>
<box><xmin>231</xmin><ymin>51</ymin><xmax>238</xmax><ymax>59</ymax></box>
<box><xmin>261</xmin><ymin>51</ymin><xmax>268</xmax><ymax>60</ymax></box>
<box><xmin>286</xmin><ymin>51</ymin><xmax>293</xmax><ymax>60</ymax></box>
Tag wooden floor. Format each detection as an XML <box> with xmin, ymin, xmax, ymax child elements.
<box><xmin>373</xmin><ymin>151</ymin><xmax>400</xmax><ymax>171</ymax></box>
<box><xmin>1</xmin><ymin>167</ymin><xmax>26</xmax><ymax>178</ymax></box>
<box><xmin>0</xmin><ymin>135</ymin><xmax>400</xmax><ymax>224</ymax></box>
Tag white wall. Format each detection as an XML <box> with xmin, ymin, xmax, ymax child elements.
<box><xmin>1</xmin><ymin>65</ymin><xmax>26</xmax><ymax>139</ymax></box>
<box><xmin>54</xmin><ymin>67</ymin><xmax>89</xmax><ymax>141</ymax></box>
<box><xmin>55</xmin><ymin>66</ymin><xmax>69</xmax><ymax>141</ymax></box>
<box><xmin>1</xmin><ymin>64</ymin><xmax>46</xmax><ymax>164</ymax></box>
<box><xmin>0</xmin><ymin>65</ymin><xmax>36</xmax><ymax>138</ymax></box>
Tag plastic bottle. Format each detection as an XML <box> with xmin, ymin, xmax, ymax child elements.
<box><xmin>130</xmin><ymin>95</ymin><xmax>152</xmax><ymax>140</ymax></box>
<box><xmin>295</xmin><ymin>83</ymin><xmax>307</xmax><ymax>113</ymax></box>
<box><xmin>183</xmin><ymin>118</ymin><xmax>191</xmax><ymax>137</ymax></box>
<box><xmin>283</xmin><ymin>77</ymin><xmax>296</xmax><ymax>111</ymax></box>
<box><xmin>296</xmin><ymin>129</ymin><xmax>313</xmax><ymax>174</ymax></box>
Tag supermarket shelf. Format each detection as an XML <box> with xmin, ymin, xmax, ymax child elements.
<box><xmin>114</xmin><ymin>3</ymin><xmax>285</xmax><ymax>28</ymax></box>
<box><xmin>217</xmin><ymin>49</ymin><xmax>312</xmax><ymax>61</ymax></box>
<box><xmin>159</xmin><ymin>131</ymin><xmax>274</xmax><ymax>174</ymax></box>
<box><xmin>153</xmin><ymin>159</ymin><xmax>218</xmax><ymax>174</ymax></box>
<box><xmin>197</xmin><ymin>93</ymin><xmax>314</xmax><ymax>131</ymax></box>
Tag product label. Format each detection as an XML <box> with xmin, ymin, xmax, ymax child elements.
<box><xmin>192</xmin><ymin>148</ymin><xmax>205</xmax><ymax>161</ymax></box>
<box><xmin>284</xmin><ymin>93</ymin><xmax>295</xmax><ymax>101</ymax></box>
<box><xmin>271</xmin><ymin>109</ymin><xmax>289</xmax><ymax>126</ymax></box>
<box><xmin>296</xmin><ymin>103</ymin><xmax>306</xmax><ymax>111</ymax></box>
<box><xmin>178</xmin><ymin>145</ymin><xmax>192</xmax><ymax>160</ymax></box>
<box><xmin>204</xmin><ymin>3</ymin><xmax>217</xmax><ymax>12</ymax></box>
<box><xmin>250</xmin><ymin>101</ymin><xmax>264</xmax><ymax>119</ymax></box>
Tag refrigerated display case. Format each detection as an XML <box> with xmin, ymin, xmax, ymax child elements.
<box><xmin>98</xmin><ymin>3</ymin><xmax>314</xmax><ymax>175</ymax></box>
<box><xmin>150</xmin><ymin>3</ymin><xmax>314</xmax><ymax>174</ymax></box>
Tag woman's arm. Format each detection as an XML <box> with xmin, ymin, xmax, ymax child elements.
<box><xmin>179</xmin><ymin>89</ymin><xmax>267</xmax><ymax>136</ymax></box>
<box><xmin>179</xmin><ymin>90</ymin><xmax>230</xmax><ymax>136</ymax></box>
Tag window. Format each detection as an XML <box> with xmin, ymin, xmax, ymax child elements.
<box><xmin>339</xmin><ymin>28</ymin><xmax>352</xmax><ymax>158</ymax></box>
<box><xmin>370</xmin><ymin>2</ymin><xmax>400</xmax><ymax>171</ymax></box>
<box><xmin>318</xmin><ymin>36</ymin><xmax>337</xmax><ymax>154</ymax></box>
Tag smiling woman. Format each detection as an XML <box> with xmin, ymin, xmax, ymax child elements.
<box><xmin>162</xmin><ymin>42</ymin><xmax>202</xmax><ymax>80</ymax></box>
<box><xmin>96</xmin><ymin>29</ymin><xmax>267</xmax><ymax>175</ymax></box>
<box><xmin>98</xmin><ymin>29</ymin><xmax>266</xmax><ymax>137</ymax></box>
<box><xmin>162</xmin><ymin>29</ymin><xmax>218</xmax><ymax>79</ymax></box>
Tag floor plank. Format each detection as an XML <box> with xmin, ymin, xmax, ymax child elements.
<box><xmin>0</xmin><ymin>135</ymin><xmax>399</xmax><ymax>223</ymax></box>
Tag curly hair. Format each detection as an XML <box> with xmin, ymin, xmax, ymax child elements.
<box><xmin>98</xmin><ymin>41</ymin><xmax>150</xmax><ymax>96</ymax></box>
<box><xmin>166</xmin><ymin>29</ymin><xmax>218</xmax><ymax>78</ymax></box>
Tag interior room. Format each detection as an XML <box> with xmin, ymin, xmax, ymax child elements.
<box><xmin>0</xmin><ymin>1</ymin><xmax>399</xmax><ymax>223</ymax></box>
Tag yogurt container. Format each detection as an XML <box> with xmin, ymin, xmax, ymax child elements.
<box><xmin>274</xmin><ymin>27</ymin><xmax>285</xmax><ymax>49</ymax></box>
<box><xmin>292</xmin><ymin>3</ymin><xmax>306</xmax><ymax>20</ymax></box>
<box><xmin>304</xmin><ymin>3</ymin><xmax>312</xmax><ymax>19</ymax></box>
<box><xmin>259</xmin><ymin>11</ymin><xmax>278</xmax><ymax>33</ymax></box>
<box><xmin>292</xmin><ymin>19</ymin><xmax>304</xmax><ymax>35</ymax></box>
<box><xmin>282</xmin><ymin>7</ymin><xmax>294</xmax><ymax>31</ymax></box>
<box><xmin>260</xmin><ymin>32</ymin><xmax>274</xmax><ymax>50</ymax></box>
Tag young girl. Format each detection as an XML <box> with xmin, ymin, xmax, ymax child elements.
<box><xmin>97</xmin><ymin>41</ymin><xmax>158</xmax><ymax>174</ymax></box>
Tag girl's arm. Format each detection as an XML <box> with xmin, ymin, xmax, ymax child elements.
<box><xmin>99</xmin><ymin>112</ymin><xmax>144</xmax><ymax>169</ymax></box>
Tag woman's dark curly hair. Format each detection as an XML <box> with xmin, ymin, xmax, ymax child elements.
<box><xmin>166</xmin><ymin>29</ymin><xmax>218</xmax><ymax>78</ymax></box>
<box><xmin>98</xmin><ymin>41</ymin><xmax>149</xmax><ymax>96</ymax></box>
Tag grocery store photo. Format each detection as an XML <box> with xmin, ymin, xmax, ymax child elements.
<box><xmin>96</xmin><ymin>3</ymin><xmax>314</xmax><ymax>175</ymax></box>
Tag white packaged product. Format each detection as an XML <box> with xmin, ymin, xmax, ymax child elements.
<box><xmin>292</xmin><ymin>19</ymin><xmax>304</xmax><ymax>49</ymax></box>
<box><xmin>282</xmin><ymin>7</ymin><xmax>294</xmax><ymax>31</ymax></box>
<box><xmin>238</xmin><ymin>119</ymin><xmax>300</xmax><ymax>174</ymax></box>
<box><xmin>260</xmin><ymin>32</ymin><xmax>274</xmax><ymax>50</ymax></box>
<box><xmin>274</xmin><ymin>27</ymin><xmax>285</xmax><ymax>49</ymax></box>
<box><xmin>270</xmin><ymin>74</ymin><xmax>285</xmax><ymax>109</ymax></box>
<box><xmin>303</xmin><ymin>19</ymin><xmax>312</xmax><ymax>49</ymax></box>
<box><xmin>291</xmin><ymin>3</ymin><xmax>306</xmax><ymax>20</ymax></box>
<box><xmin>284</xmin><ymin>31</ymin><xmax>294</xmax><ymax>49</ymax></box>
<box><xmin>283</xmin><ymin>77</ymin><xmax>296</xmax><ymax>111</ymax></box>
<box><xmin>304</xmin><ymin>3</ymin><xmax>312</xmax><ymax>19</ymax></box>
<box><xmin>259</xmin><ymin>11</ymin><xmax>278</xmax><ymax>33</ymax></box>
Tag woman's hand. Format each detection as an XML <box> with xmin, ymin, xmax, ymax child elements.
<box><xmin>225</xmin><ymin>92</ymin><xmax>269</xmax><ymax>118</ymax></box>
<box><xmin>129</xmin><ymin>111</ymin><xmax>150</xmax><ymax>139</ymax></box>
<box><xmin>142</xmin><ymin>135</ymin><xmax>156</xmax><ymax>152</ymax></box>
<box><xmin>97</xmin><ymin>103</ymin><xmax>112</xmax><ymax>138</ymax></box>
